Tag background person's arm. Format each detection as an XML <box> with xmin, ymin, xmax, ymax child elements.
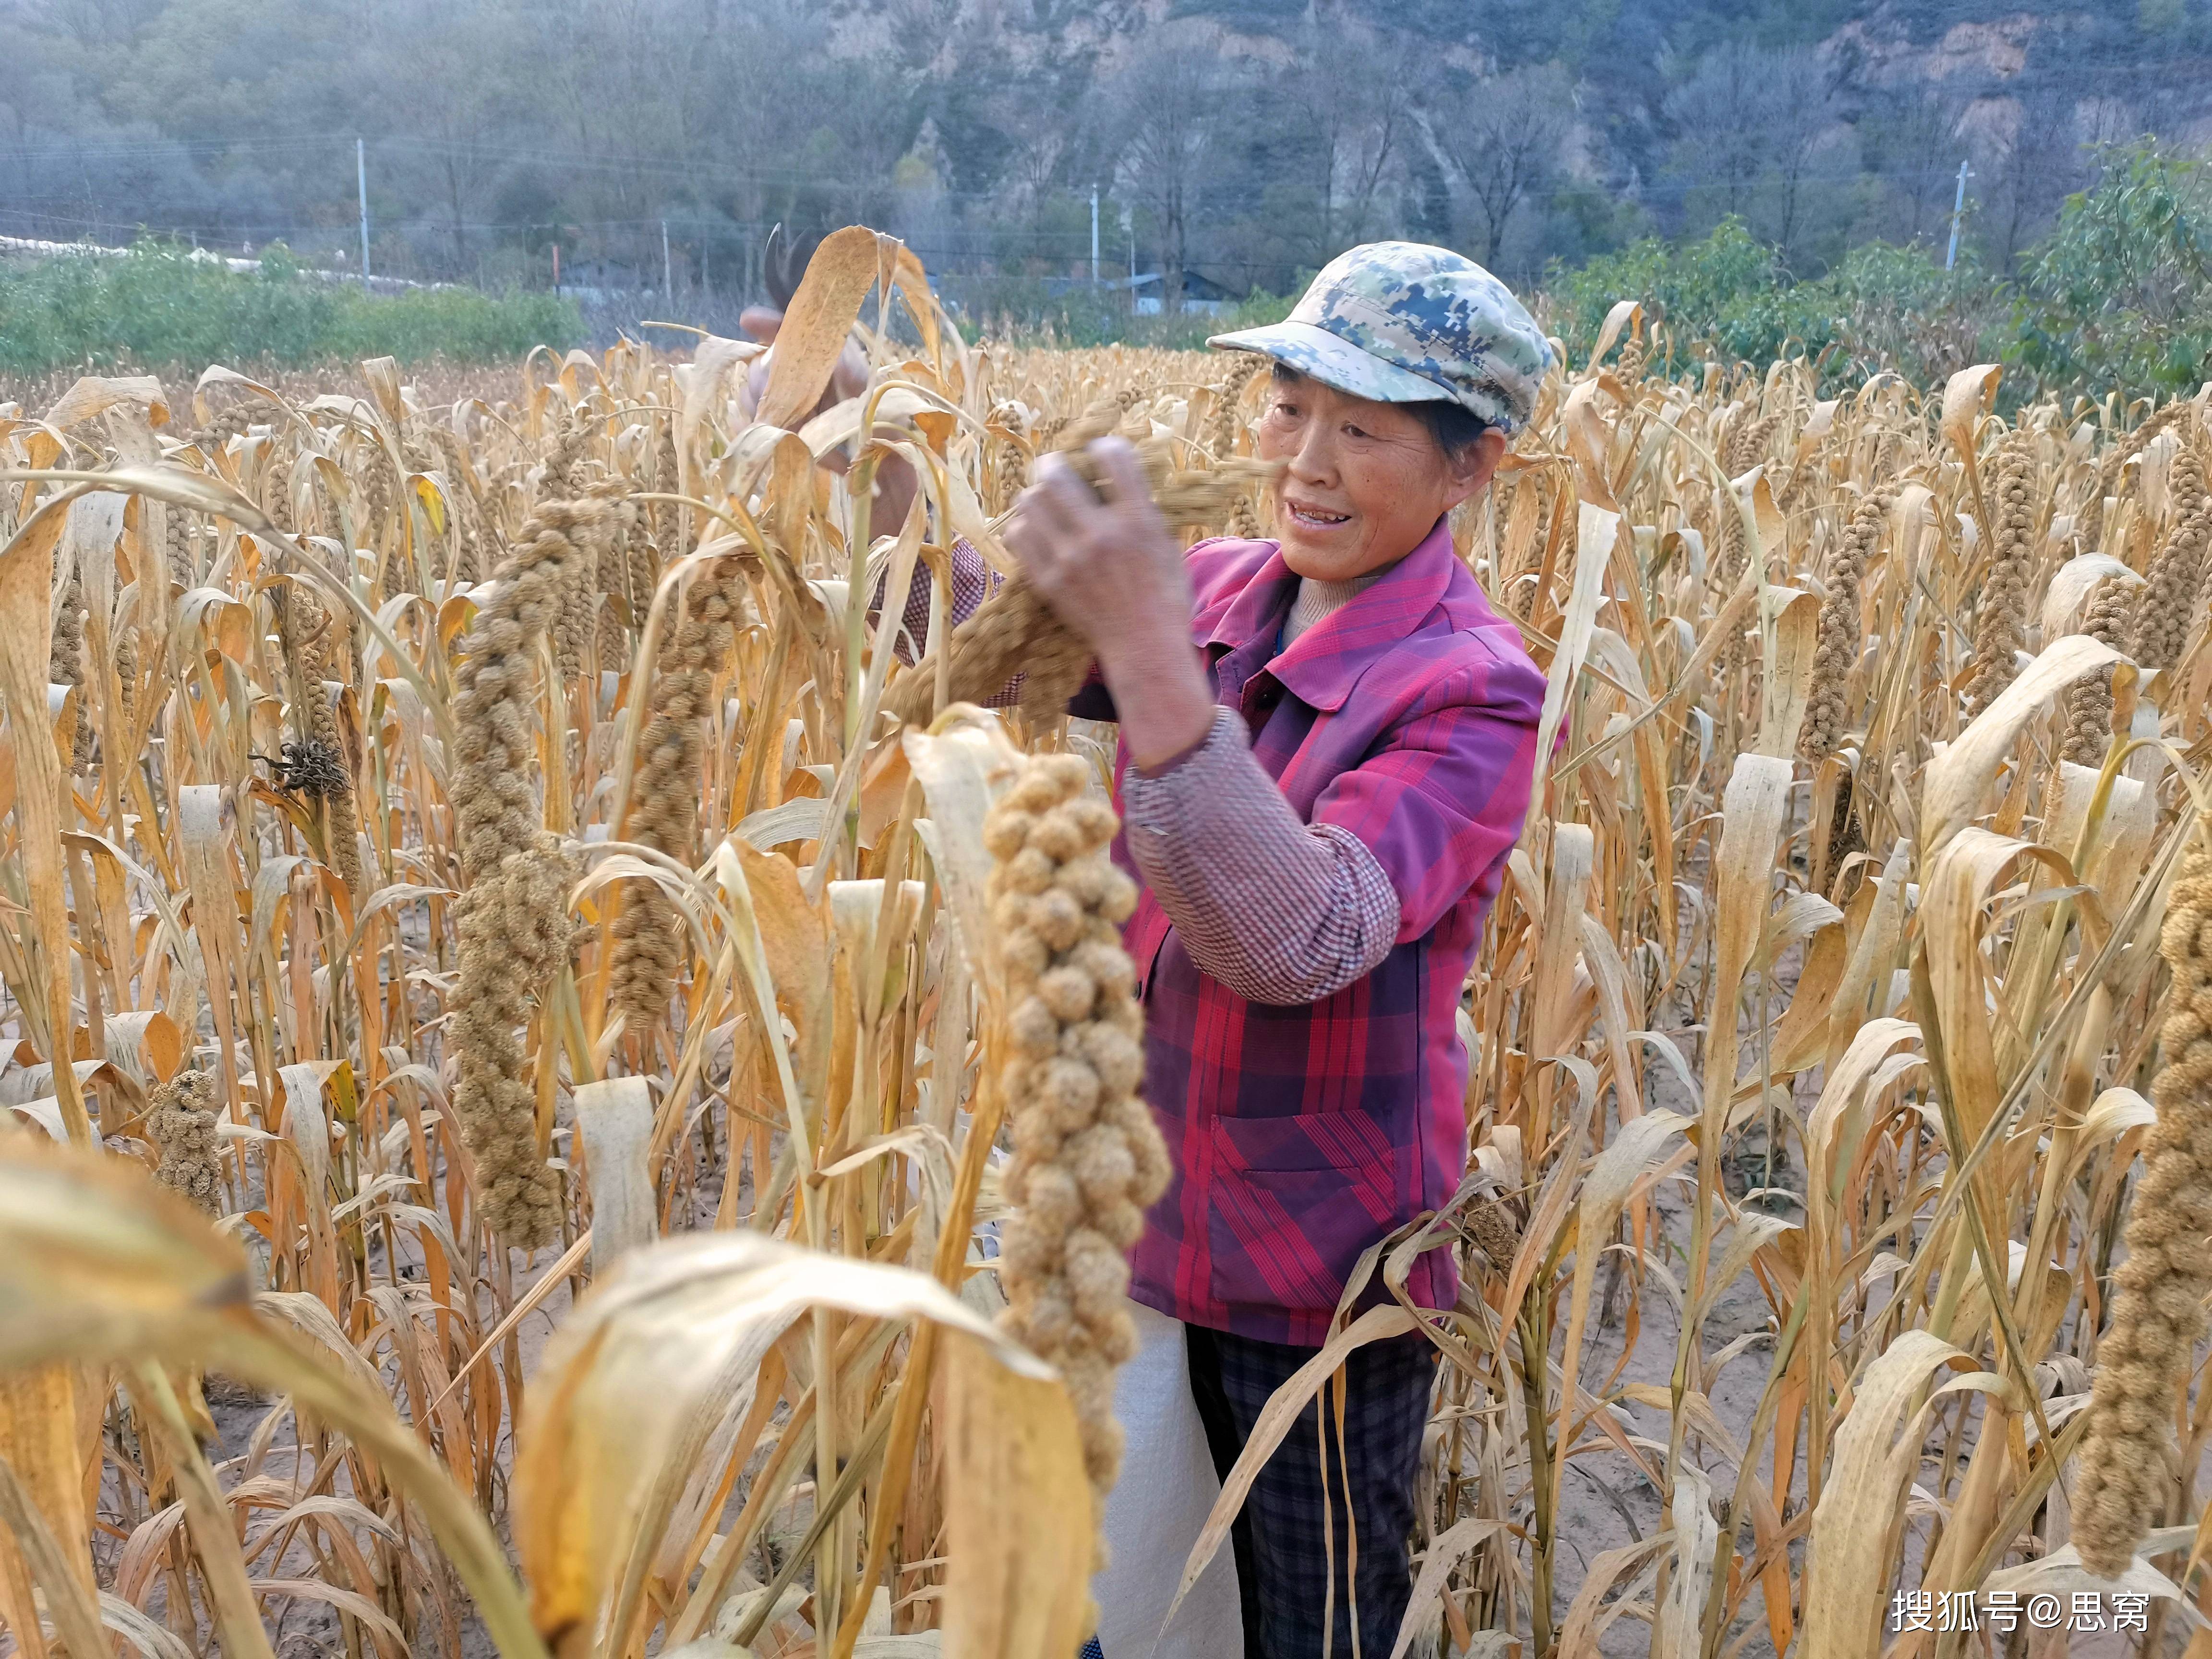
<box><xmin>741</xmin><ymin>307</ymin><xmax>921</xmax><ymax>540</ymax></box>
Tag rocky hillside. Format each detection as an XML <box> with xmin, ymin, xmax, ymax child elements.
<box><xmin>808</xmin><ymin>0</ymin><xmax>2205</xmax><ymax>287</ymax></box>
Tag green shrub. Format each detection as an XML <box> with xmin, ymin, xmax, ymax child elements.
<box><xmin>1545</xmin><ymin>219</ymin><xmax>1788</xmax><ymax>369</ymax></box>
<box><xmin>2010</xmin><ymin>142</ymin><xmax>2212</xmax><ymax>403</ymax></box>
<box><xmin>0</xmin><ymin>241</ymin><xmax>583</xmax><ymax>376</ymax></box>
<box><xmin>1542</xmin><ymin>220</ymin><xmax>1989</xmax><ymax>385</ymax></box>
<box><xmin>1540</xmin><ymin>142</ymin><xmax>2212</xmax><ymax>404</ymax></box>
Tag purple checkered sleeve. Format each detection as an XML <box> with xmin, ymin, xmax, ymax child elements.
<box><xmin>875</xmin><ymin>538</ymin><xmax>998</xmax><ymax>665</ymax></box>
<box><xmin>1121</xmin><ymin>708</ymin><xmax>1399</xmax><ymax>1006</ymax></box>
<box><xmin>872</xmin><ymin>537</ymin><xmax>1036</xmax><ymax>707</ymax></box>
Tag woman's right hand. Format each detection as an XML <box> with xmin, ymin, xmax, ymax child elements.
<box><xmin>1003</xmin><ymin>438</ymin><xmax>1215</xmax><ymax>770</ymax></box>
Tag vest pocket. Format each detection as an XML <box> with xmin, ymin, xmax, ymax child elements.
<box><xmin>1204</xmin><ymin>1109</ymin><xmax>1409</xmax><ymax>1317</ymax></box>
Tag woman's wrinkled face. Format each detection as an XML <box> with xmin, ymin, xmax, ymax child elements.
<box><xmin>1254</xmin><ymin>368</ymin><xmax>1503</xmax><ymax>582</ymax></box>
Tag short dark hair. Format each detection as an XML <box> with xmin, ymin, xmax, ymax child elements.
<box><xmin>1268</xmin><ymin>361</ymin><xmax>1491</xmax><ymax>461</ymax></box>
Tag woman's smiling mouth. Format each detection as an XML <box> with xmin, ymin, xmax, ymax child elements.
<box><xmin>1285</xmin><ymin>499</ymin><xmax>1352</xmax><ymax>529</ymax></box>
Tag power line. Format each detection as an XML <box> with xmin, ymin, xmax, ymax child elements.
<box><xmin>0</xmin><ymin>128</ymin><xmax>2033</xmax><ymax>210</ymax></box>
<box><xmin>0</xmin><ymin>126</ymin><xmax>2111</xmax><ymax>291</ymax></box>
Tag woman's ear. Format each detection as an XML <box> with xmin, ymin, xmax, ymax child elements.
<box><xmin>1443</xmin><ymin>428</ymin><xmax>1508</xmax><ymax>511</ymax></box>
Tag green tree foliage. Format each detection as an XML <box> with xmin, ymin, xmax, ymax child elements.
<box><xmin>1547</xmin><ymin>143</ymin><xmax>2212</xmax><ymax>402</ymax></box>
<box><xmin>2011</xmin><ymin>143</ymin><xmax>2212</xmax><ymax>401</ymax></box>
<box><xmin>1547</xmin><ymin>219</ymin><xmax>1788</xmax><ymax>366</ymax></box>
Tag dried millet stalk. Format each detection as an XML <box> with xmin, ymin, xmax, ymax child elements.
<box><xmin>628</xmin><ymin>511</ymin><xmax>664</xmax><ymax>636</ymax></box>
<box><xmin>1208</xmin><ymin>362</ymin><xmax>1267</xmax><ymax>539</ymax></box>
<box><xmin>1206</xmin><ymin>361</ymin><xmax>1261</xmax><ymax>461</ymax></box>
<box><xmin>573</xmin><ymin>478</ymin><xmax>640</xmax><ymax>677</ymax></box>
<box><xmin>1221</xmin><ymin>493</ymin><xmax>1263</xmax><ymax>542</ymax></box>
<box><xmin>2061</xmin><ymin>575</ymin><xmax>2135</xmax><ymax>766</ymax></box>
<box><xmin>986</xmin><ymin>753</ymin><xmax>1171</xmax><ymax>1520</ymax></box>
<box><xmin>646</xmin><ymin>415</ymin><xmax>682</xmax><ymax>565</ymax></box>
<box><xmin>1869</xmin><ymin>427</ymin><xmax>1905</xmax><ymax>486</ymax></box>
<box><xmin>423</xmin><ymin>425</ymin><xmax>490</xmax><ymax>584</ymax></box>
<box><xmin>1711</xmin><ymin>482</ymin><xmax>1759</xmax><ymax>702</ymax></box>
<box><xmin>538</xmin><ymin>412</ymin><xmax>590</xmax><ymax>497</ymax></box>
<box><xmin>1715</xmin><ymin>478</ymin><xmax>1752</xmax><ymax>587</ymax></box>
<box><xmin>1963</xmin><ymin>437</ymin><xmax>2037</xmax><ymax>717</ymax></box>
<box><xmin>114</xmin><ymin>627</ymin><xmax>138</xmax><ymax>730</ymax></box>
<box><xmin>542</xmin><ymin>428</ymin><xmax>609</xmax><ymax>681</ymax></box>
<box><xmin>2128</xmin><ymin>441</ymin><xmax>2210</xmax><ymax>673</ymax></box>
<box><xmin>50</xmin><ymin>570</ymin><xmax>89</xmax><ymax>769</ymax></box>
<box><xmin>1466</xmin><ymin>1197</ymin><xmax>1522</xmax><ymax>1271</ymax></box>
<box><xmin>1799</xmin><ymin>491</ymin><xmax>1889</xmax><ymax>763</ymax></box>
<box><xmin>2073</xmin><ymin>816</ymin><xmax>2212</xmax><ymax>1578</ymax></box>
<box><xmin>359</xmin><ymin>443</ymin><xmax>395</xmax><ymax>554</ymax></box>
<box><xmin>608</xmin><ymin>553</ymin><xmax>756</xmax><ymax>1033</ymax></box>
<box><xmin>591</xmin><ymin>483</ymin><xmax>646</xmax><ymax>629</ymax></box>
<box><xmin>146</xmin><ymin>1070</ymin><xmax>222</xmax><ymax>1216</ymax></box>
<box><xmin>449</xmin><ymin>496</ymin><xmax>610</xmax><ymax>1248</ymax></box>
<box><xmin>553</xmin><ymin>542</ymin><xmax>601</xmax><ymax>682</ymax></box>
<box><xmin>166</xmin><ymin>504</ymin><xmax>197</xmax><ymax>589</ymax></box>
<box><xmin>2077</xmin><ymin>403</ymin><xmax>2192</xmax><ymax>557</ymax></box>
<box><xmin>194</xmin><ymin>401</ymin><xmax>256</xmax><ymax>453</ymax></box>
<box><xmin>1821</xmin><ymin>784</ymin><xmax>1864</xmax><ymax>904</ymax></box>
<box><xmin>281</xmin><ymin>582</ymin><xmax>367</xmax><ymax>896</ymax></box>
<box><xmin>1723</xmin><ymin>409</ymin><xmax>1784</xmax><ymax>479</ymax></box>
<box><xmin>1031</xmin><ymin>387</ymin><xmax>1138</xmax><ymax>456</ymax></box>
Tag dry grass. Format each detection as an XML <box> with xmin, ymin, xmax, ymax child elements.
<box><xmin>0</xmin><ymin>252</ymin><xmax>2209</xmax><ymax>1659</ymax></box>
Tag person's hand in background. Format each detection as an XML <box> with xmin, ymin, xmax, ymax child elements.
<box><xmin>738</xmin><ymin>304</ymin><xmax>918</xmax><ymax>533</ymax></box>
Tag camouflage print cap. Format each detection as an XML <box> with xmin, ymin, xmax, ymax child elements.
<box><xmin>1209</xmin><ymin>241</ymin><xmax>1554</xmax><ymax>435</ymax></box>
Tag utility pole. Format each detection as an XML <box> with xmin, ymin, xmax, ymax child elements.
<box><xmin>1090</xmin><ymin>187</ymin><xmax>1100</xmax><ymax>284</ymax></box>
<box><xmin>1946</xmin><ymin>159</ymin><xmax>1972</xmax><ymax>272</ymax></box>
<box><xmin>662</xmin><ymin>219</ymin><xmax>673</xmax><ymax>302</ymax></box>
<box><xmin>356</xmin><ymin>138</ymin><xmax>371</xmax><ymax>289</ymax></box>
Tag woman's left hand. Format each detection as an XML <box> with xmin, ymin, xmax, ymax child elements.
<box><xmin>1004</xmin><ymin>437</ymin><xmax>1216</xmax><ymax>769</ymax></box>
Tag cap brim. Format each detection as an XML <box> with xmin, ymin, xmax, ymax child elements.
<box><xmin>1207</xmin><ymin>319</ymin><xmax>1454</xmax><ymax>406</ymax></box>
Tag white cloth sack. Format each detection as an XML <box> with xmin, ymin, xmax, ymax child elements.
<box><xmin>1092</xmin><ymin>1303</ymin><xmax>1243</xmax><ymax>1658</ymax></box>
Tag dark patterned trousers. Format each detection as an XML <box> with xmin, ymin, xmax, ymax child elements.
<box><xmin>1184</xmin><ymin>1323</ymin><xmax>1439</xmax><ymax>1659</ymax></box>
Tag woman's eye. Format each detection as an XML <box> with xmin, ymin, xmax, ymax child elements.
<box><xmin>1344</xmin><ymin>424</ymin><xmax>1370</xmax><ymax>440</ymax></box>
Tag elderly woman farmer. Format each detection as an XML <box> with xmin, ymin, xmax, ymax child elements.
<box><xmin>999</xmin><ymin>243</ymin><xmax>1552</xmax><ymax>1658</ymax></box>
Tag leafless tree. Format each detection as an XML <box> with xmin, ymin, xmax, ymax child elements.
<box><xmin>1764</xmin><ymin>50</ymin><xmax>1853</xmax><ymax>263</ymax></box>
<box><xmin>1286</xmin><ymin>23</ymin><xmax>1416</xmax><ymax>260</ymax></box>
<box><xmin>1976</xmin><ymin>84</ymin><xmax>2087</xmax><ymax>272</ymax></box>
<box><xmin>1861</xmin><ymin>86</ymin><xmax>1969</xmax><ymax>248</ymax></box>
<box><xmin>1103</xmin><ymin>22</ymin><xmax>1231</xmax><ymax>313</ymax></box>
<box><xmin>1430</xmin><ymin>60</ymin><xmax>1575</xmax><ymax>271</ymax></box>
<box><xmin>1663</xmin><ymin>42</ymin><xmax>1848</xmax><ymax>263</ymax></box>
<box><xmin>1662</xmin><ymin>43</ymin><xmax>1775</xmax><ymax>221</ymax></box>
